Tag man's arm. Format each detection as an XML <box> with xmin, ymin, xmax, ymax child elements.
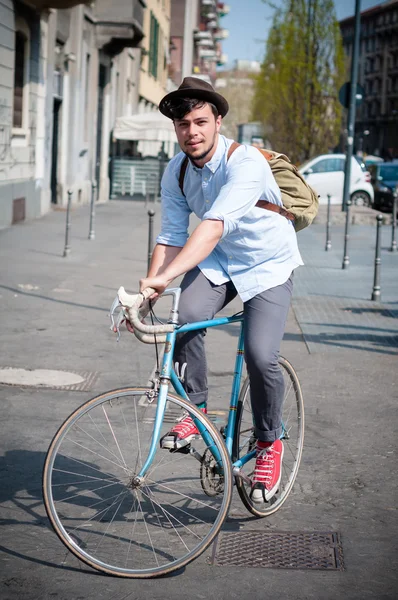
<box><xmin>147</xmin><ymin>243</ymin><xmax>183</xmax><ymax>277</ymax></box>
<box><xmin>140</xmin><ymin>219</ymin><xmax>223</xmax><ymax>297</ymax></box>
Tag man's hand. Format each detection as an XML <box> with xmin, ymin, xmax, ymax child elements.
<box><xmin>139</xmin><ymin>274</ymin><xmax>172</xmax><ymax>299</ymax></box>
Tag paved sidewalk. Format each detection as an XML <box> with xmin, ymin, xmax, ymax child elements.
<box><xmin>0</xmin><ymin>201</ymin><xmax>397</xmax><ymax>600</ymax></box>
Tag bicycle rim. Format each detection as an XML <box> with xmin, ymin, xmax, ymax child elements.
<box><xmin>233</xmin><ymin>357</ymin><xmax>304</xmax><ymax>517</ymax></box>
<box><xmin>43</xmin><ymin>388</ymin><xmax>232</xmax><ymax>578</ymax></box>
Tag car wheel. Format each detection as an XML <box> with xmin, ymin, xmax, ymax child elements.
<box><xmin>350</xmin><ymin>191</ymin><xmax>371</xmax><ymax>207</ymax></box>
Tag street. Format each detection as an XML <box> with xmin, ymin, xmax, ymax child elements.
<box><xmin>0</xmin><ymin>200</ymin><xmax>397</xmax><ymax>599</ymax></box>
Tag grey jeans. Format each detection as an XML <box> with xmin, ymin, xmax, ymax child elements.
<box><xmin>174</xmin><ymin>267</ymin><xmax>293</xmax><ymax>442</ymax></box>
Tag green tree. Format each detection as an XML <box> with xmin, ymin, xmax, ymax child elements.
<box><xmin>253</xmin><ymin>0</ymin><xmax>346</xmax><ymax>164</ymax></box>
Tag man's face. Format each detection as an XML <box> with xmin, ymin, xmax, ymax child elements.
<box><xmin>174</xmin><ymin>103</ymin><xmax>222</xmax><ymax>165</ymax></box>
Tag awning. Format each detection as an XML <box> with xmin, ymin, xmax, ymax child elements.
<box><xmin>113</xmin><ymin>112</ymin><xmax>177</xmax><ymax>143</ymax></box>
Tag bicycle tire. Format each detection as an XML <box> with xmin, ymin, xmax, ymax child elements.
<box><xmin>233</xmin><ymin>356</ymin><xmax>304</xmax><ymax>517</ymax></box>
<box><xmin>43</xmin><ymin>387</ymin><xmax>232</xmax><ymax>578</ymax></box>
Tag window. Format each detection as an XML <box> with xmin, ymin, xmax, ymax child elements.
<box><xmin>84</xmin><ymin>54</ymin><xmax>91</xmax><ymax>142</ymax></box>
<box><xmin>13</xmin><ymin>31</ymin><xmax>27</xmax><ymax>128</ymax></box>
<box><xmin>12</xmin><ymin>19</ymin><xmax>30</xmax><ymax>138</ymax></box>
<box><xmin>148</xmin><ymin>12</ymin><xmax>159</xmax><ymax>78</ymax></box>
<box><xmin>380</xmin><ymin>165</ymin><xmax>398</xmax><ymax>180</ymax></box>
<box><xmin>311</xmin><ymin>158</ymin><xmax>344</xmax><ymax>173</ymax></box>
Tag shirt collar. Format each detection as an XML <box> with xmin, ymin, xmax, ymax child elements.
<box><xmin>204</xmin><ymin>134</ymin><xmax>226</xmax><ymax>173</ymax></box>
<box><xmin>189</xmin><ymin>135</ymin><xmax>226</xmax><ymax>174</ymax></box>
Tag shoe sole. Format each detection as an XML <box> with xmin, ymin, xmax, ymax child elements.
<box><xmin>251</xmin><ymin>443</ymin><xmax>284</xmax><ymax>503</ymax></box>
<box><xmin>160</xmin><ymin>434</ymin><xmax>196</xmax><ymax>450</ymax></box>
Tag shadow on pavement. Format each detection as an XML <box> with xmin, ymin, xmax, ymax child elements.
<box><xmin>0</xmin><ymin>285</ymin><xmax>109</xmax><ymax>313</ymax></box>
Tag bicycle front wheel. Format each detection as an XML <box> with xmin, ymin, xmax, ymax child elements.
<box><xmin>43</xmin><ymin>388</ymin><xmax>232</xmax><ymax>578</ymax></box>
<box><xmin>233</xmin><ymin>356</ymin><xmax>304</xmax><ymax>517</ymax></box>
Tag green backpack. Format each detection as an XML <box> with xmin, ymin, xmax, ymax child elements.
<box><xmin>179</xmin><ymin>142</ymin><xmax>319</xmax><ymax>232</ymax></box>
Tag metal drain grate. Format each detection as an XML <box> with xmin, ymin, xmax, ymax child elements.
<box><xmin>210</xmin><ymin>531</ymin><xmax>344</xmax><ymax>571</ymax></box>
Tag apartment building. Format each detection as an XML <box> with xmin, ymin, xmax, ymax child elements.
<box><xmin>340</xmin><ymin>0</ymin><xmax>398</xmax><ymax>159</ymax></box>
<box><xmin>0</xmin><ymin>0</ymin><xmax>230</xmax><ymax>228</ymax></box>
<box><xmin>0</xmin><ymin>0</ymin><xmax>145</xmax><ymax>228</ymax></box>
<box><xmin>169</xmin><ymin>0</ymin><xmax>229</xmax><ymax>86</ymax></box>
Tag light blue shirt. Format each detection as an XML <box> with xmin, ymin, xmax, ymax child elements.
<box><xmin>157</xmin><ymin>134</ymin><xmax>303</xmax><ymax>302</ymax></box>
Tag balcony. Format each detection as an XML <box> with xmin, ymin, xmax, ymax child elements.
<box><xmin>198</xmin><ymin>48</ymin><xmax>217</xmax><ymax>59</ymax></box>
<box><xmin>28</xmin><ymin>0</ymin><xmax>88</xmax><ymax>8</ymax></box>
<box><xmin>194</xmin><ymin>30</ymin><xmax>213</xmax><ymax>40</ymax></box>
<box><xmin>93</xmin><ymin>0</ymin><xmax>145</xmax><ymax>54</ymax></box>
<box><xmin>196</xmin><ymin>39</ymin><xmax>215</xmax><ymax>48</ymax></box>
<box><xmin>217</xmin><ymin>3</ymin><xmax>230</xmax><ymax>17</ymax></box>
<box><xmin>214</xmin><ymin>28</ymin><xmax>229</xmax><ymax>40</ymax></box>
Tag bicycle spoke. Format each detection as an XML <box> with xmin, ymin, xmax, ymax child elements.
<box><xmin>44</xmin><ymin>389</ymin><xmax>231</xmax><ymax>577</ymax></box>
<box><xmin>64</xmin><ymin>437</ymin><xmax>131</xmax><ymax>473</ymax></box>
<box><xmin>139</xmin><ymin>487</ymin><xmax>202</xmax><ymax>542</ymax></box>
<box><xmin>102</xmin><ymin>405</ymin><xmax>129</xmax><ymax>470</ymax></box>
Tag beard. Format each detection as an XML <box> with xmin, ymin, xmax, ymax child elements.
<box><xmin>184</xmin><ymin>132</ymin><xmax>217</xmax><ymax>164</ymax></box>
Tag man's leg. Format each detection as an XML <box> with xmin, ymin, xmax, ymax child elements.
<box><xmin>243</xmin><ymin>275</ymin><xmax>293</xmax><ymax>500</ymax></box>
<box><xmin>174</xmin><ymin>267</ymin><xmax>236</xmax><ymax>406</ymax></box>
<box><xmin>161</xmin><ymin>267</ymin><xmax>236</xmax><ymax>449</ymax></box>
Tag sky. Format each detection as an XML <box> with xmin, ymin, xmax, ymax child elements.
<box><xmin>219</xmin><ymin>0</ymin><xmax>386</xmax><ymax>69</ymax></box>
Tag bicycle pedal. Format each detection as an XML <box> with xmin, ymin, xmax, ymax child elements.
<box><xmin>169</xmin><ymin>443</ymin><xmax>192</xmax><ymax>454</ymax></box>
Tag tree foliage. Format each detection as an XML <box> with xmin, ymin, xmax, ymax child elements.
<box><xmin>252</xmin><ymin>0</ymin><xmax>346</xmax><ymax>164</ymax></box>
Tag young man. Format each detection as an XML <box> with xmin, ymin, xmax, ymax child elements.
<box><xmin>137</xmin><ymin>77</ymin><xmax>303</xmax><ymax>503</ymax></box>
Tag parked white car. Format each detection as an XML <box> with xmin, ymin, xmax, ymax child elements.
<box><xmin>299</xmin><ymin>154</ymin><xmax>374</xmax><ymax>206</ymax></box>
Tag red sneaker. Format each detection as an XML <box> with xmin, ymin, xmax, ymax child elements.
<box><xmin>251</xmin><ymin>439</ymin><xmax>284</xmax><ymax>503</ymax></box>
<box><xmin>160</xmin><ymin>408</ymin><xmax>207</xmax><ymax>450</ymax></box>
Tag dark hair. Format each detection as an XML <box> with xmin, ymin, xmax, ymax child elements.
<box><xmin>163</xmin><ymin>97</ymin><xmax>219</xmax><ymax>121</ymax></box>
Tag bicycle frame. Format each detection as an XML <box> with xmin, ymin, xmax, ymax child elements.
<box><xmin>136</xmin><ymin>311</ymin><xmax>256</xmax><ymax>480</ymax></box>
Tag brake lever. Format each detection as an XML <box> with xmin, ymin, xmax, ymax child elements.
<box><xmin>109</xmin><ymin>295</ymin><xmax>126</xmax><ymax>342</ymax></box>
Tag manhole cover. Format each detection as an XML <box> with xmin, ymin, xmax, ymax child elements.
<box><xmin>210</xmin><ymin>531</ymin><xmax>344</xmax><ymax>571</ymax></box>
<box><xmin>0</xmin><ymin>368</ymin><xmax>98</xmax><ymax>391</ymax></box>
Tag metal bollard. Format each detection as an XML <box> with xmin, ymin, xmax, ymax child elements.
<box><xmin>325</xmin><ymin>194</ymin><xmax>332</xmax><ymax>251</ymax></box>
<box><xmin>371</xmin><ymin>214</ymin><xmax>383</xmax><ymax>302</ymax></box>
<box><xmin>342</xmin><ymin>198</ymin><xmax>351</xmax><ymax>269</ymax></box>
<box><xmin>63</xmin><ymin>189</ymin><xmax>72</xmax><ymax>257</ymax></box>
<box><xmin>390</xmin><ymin>187</ymin><xmax>397</xmax><ymax>252</ymax></box>
<box><xmin>147</xmin><ymin>209</ymin><xmax>155</xmax><ymax>271</ymax></box>
<box><xmin>88</xmin><ymin>180</ymin><xmax>96</xmax><ymax>240</ymax></box>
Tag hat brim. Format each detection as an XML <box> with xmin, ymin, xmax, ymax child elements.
<box><xmin>159</xmin><ymin>88</ymin><xmax>229</xmax><ymax>119</ymax></box>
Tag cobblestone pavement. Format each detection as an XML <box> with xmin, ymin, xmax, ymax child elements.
<box><xmin>0</xmin><ymin>201</ymin><xmax>397</xmax><ymax>600</ymax></box>
<box><xmin>293</xmin><ymin>223</ymin><xmax>398</xmax><ymax>355</ymax></box>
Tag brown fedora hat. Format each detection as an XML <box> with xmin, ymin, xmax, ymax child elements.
<box><xmin>159</xmin><ymin>77</ymin><xmax>229</xmax><ymax>119</ymax></box>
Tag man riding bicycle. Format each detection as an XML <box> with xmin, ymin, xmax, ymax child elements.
<box><xmin>133</xmin><ymin>77</ymin><xmax>303</xmax><ymax>503</ymax></box>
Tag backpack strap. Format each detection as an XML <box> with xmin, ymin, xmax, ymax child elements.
<box><xmin>227</xmin><ymin>142</ymin><xmax>294</xmax><ymax>222</ymax></box>
<box><xmin>178</xmin><ymin>142</ymin><xmax>295</xmax><ymax>223</ymax></box>
<box><xmin>256</xmin><ymin>199</ymin><xmax>295</xmax><ymax>222</ymax></box>
<box><xmin>178</xmin><ymin>155</ymin><xmax>189</xmax><ymax>196</ymax></box>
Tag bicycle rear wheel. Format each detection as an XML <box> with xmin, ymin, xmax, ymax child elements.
<box><xmin>43</xmin><ymin>388</ymin><xmax>232</xmax><ymax>578</ymax></box>
<box><xmin>233</xmin><ymin>356</ymin><xmax>304</xmax><ymax>517</ymax></box>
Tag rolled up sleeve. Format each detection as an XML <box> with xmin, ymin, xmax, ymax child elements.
<box><xmin>156</xmin><ymin>159</ymin><xmax>192</xmax><ymax>247</ymax></box>
<box><xmin>203</xmin><ymin>146</ymin><xmax>281</xmax><ymax>238</ymax></box>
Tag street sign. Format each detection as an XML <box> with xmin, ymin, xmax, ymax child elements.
<box><xmin>338</xmin><ymin>82</ymin><xmax>365</xmax><ymax>109</ymax></box>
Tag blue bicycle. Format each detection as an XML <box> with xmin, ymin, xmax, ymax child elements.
<box><xmin>43</xmin><ymin>287</ymin><xmax>304</xmax><ymax>578</ymax></box>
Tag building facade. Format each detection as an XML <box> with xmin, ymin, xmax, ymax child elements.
<box><xmin>0</xmin><ymin>0</ymin><xmax>145</xmax><ymax>229</ymax></box>
<box><xmin>0</xmin><ymin>0</ymin><xmax>230</xmax><ymax>229</ymax></box>
<box><xmin>169</xmin><ymin>0</ymin><xmax>229</xmax><ymax>87</ymax></box>
<box><xmin>340</xmin><ymin>0</ymin><xmax>398</xmax><ymax>159</ymax></box>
